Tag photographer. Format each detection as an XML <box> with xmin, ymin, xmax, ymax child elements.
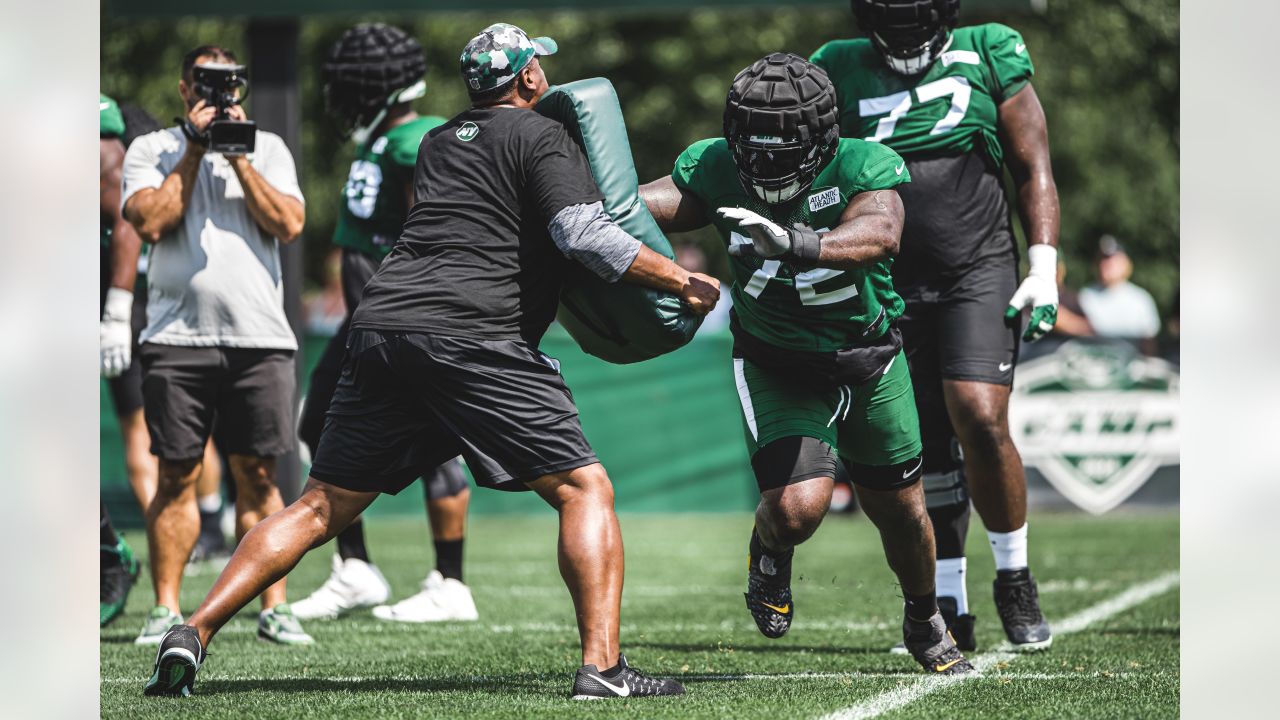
<box><xmin>121</xmin><ymin>45</ymin><xmax>310</xmax><ymax>645</ymax></box>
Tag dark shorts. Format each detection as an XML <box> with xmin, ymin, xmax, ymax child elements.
<box><xmin>309</xmin><ymin>330</ymin><xmax>597</xmax><ymax>495</ymax></box>
<box><xmin>140</xmin><ymin>344</ymin><xmax>296</xmax><ymax>461</ymax></box>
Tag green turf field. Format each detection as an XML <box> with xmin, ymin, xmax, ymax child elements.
<box><xmin>100</xmin><ymin>511</ymin><xmax>1179</xmax><ymax>718</ymax></box>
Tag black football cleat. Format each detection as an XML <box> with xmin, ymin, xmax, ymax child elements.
<box><xmin>903</xmin><ymin>611</ymin><xmax>975</xmax><ymax>675</ymax></box>
<box><xmin>938</xmin><ymin>596</ymin><xmax>977</xmax><ymax>652</ymax></box>
<box><xmin>143</xmin><ymin>625</ymin><xmax>205</xmax><ymax>697</ymax></box>
<box><xmin>571</xmin><ymin>653</ymin><xmax>684</xmax><ymax>699</ymax></box>
<box><xmin>744</xmin><ymin>549</ymin><xmax>794</xmax><ymax>639</ymax></box>
<box><xmin>993</xmin><ymin>568</ymin><xmax>1052</xmax><ymax>651</ymax></box>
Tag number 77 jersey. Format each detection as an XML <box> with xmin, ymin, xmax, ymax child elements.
<box><xmin>672</xmin><ymin>137</ymin><xmax>909</xmax><ymax>352</ymax></box>
<box><xmin>811</xmin><ymin>23</ymin><xmax>1034</xmax><ymax>170</ymax></box>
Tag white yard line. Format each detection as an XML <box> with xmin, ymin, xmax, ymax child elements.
<box><xmin>818</xmin><ymin>571</ymin><xmax>1180</xmax><ymax>720</ymax></box>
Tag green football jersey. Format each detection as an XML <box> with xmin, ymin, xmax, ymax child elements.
<box><xmin>811</xmin><ymin>24</ymin><xmax>1033</xmax><ymax>169</ymax></box>
<box><xmin>333</xmin><ymin>115</ymin><xmax>445</xmax><ymax>258</ymax></box>
<box><xmin>100</xmin><ymin>94</ymin><xmax>124</xmax><ymax>138</ymax></box>
<box><xmin>672</xmin><ymin>138</ymin><xmax>909</xmax><ymax>352</ymax></box>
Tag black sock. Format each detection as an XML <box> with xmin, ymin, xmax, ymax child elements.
<box><xmin>100</xmin><ymin>503</ymin><xmax>119</xmax><ymax>547</ymax></box>
<box><xmin>904</xmin><ymin>589</ymin><xmax>939</xmax><ymax>622</ymax></box>
<box><xmin>599</xmin><ymin>659</ymin><xmax>624</xmax><ymax>677</ymax></box>
<box><xmin>336</xmin><ymin>519</ymin><xmax>371</xmax><ymax>563</ymax></box>
<box><xmin>434</xmin><ymin>538</ymin><xmax>464</xmax><ymax>582</ymax></box>
<box><xmin>749</xmin><ymin>527</ymin><xmax>793</xmax><ymax>583</ymax></box>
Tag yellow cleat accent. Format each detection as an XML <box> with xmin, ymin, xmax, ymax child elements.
<box><xmin>760</xmin><ymin>602</ymin><xmax>791</xmax><ymax>615</ymax></box>
<box><xmin>933</xmin><ymin>658</ymin><xmax>962</xmax><ymax>673</ymax></box>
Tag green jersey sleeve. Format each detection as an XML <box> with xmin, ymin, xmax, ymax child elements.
<box><xmin>671</xmin><ymin>138</ymin><xmax>722</xmax><ymax>201</ymax></box>
<box><xmin>981</xmin><ymin>23</ymin><xmax>1034</xmax><ymax>102</ymax></box>
<box><xmin>848</xmin><ymin>142</ymin><xmax>911</xmax><ymax>193</ymax></box>
<box><xmin>100</xmin><ymin>94</ymin><xmax>124</xmax><ymax>138</ymax></box>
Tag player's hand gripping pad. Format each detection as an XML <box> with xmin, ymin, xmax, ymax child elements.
<box><xmin>535</xmin><ymin>78</ymin><xmax>703</xmax><ymax>364</ymax></box>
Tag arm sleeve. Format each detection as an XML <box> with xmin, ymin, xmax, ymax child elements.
<box><xmin>120</xmin><ymin>134</ymin><xmax>164</xmax><ymax>210</ymax></box>
<box><xmin>984</xmin><ymin>24</ymin><xmax>1035</xmax><ymax>102</ymax></box>
<box><xmin>256</xmin><ymin>134</ymin><xmax>305</xmax><ymax>205</ymax></box>
<box><xmin>547</xmin><ymin>201</ymin><xmax>643</xmax><ymax>283</ymax></box>
<box><xmin>527</xmin><ymin>124</ymin><xmax>604</xmax><ymax>221</ymax></box>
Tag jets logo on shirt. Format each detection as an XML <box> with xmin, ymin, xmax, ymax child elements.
<box><xmin>456</xmin><ymin>122</ymin><xmax>480</xmax><ymax>142</ymax></box>
<box><xmin>807</xmin><ymin>187</ymin><xmax>840</xmax><ymax>213</ymax></box>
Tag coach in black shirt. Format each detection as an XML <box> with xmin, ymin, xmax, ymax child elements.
<box><xmin>145</xmin><ymin>23</ymin><xmax>719</xmax><ymax>700</ymax></box>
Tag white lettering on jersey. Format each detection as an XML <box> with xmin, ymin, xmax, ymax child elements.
<box><xmin>807</xmin><ymin>187</ymin><xmax>841</xmax><ymax>213</ymax></box>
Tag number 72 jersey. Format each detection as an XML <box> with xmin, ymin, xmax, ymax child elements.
<box><xmin>811</xmin><ymin>23</ymin><xmax>1033</xmax><ymax>170</ymax></box>
<box><xmin>672</xmin><ymin>137</ymin><xmax>909</xmax><ymax>352</ymax></box>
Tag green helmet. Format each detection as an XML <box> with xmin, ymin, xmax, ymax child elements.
<box><xmin>459</xmin><ymin>23</ymin><xmax>557</xmax><ymax>94</ymax></box>
<box><xmin>100</xmin><ymin>94</ymin><xmax>125</xmax><ymax>138</ymax></box>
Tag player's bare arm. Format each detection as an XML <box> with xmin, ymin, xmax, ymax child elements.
<box><xmin>638</xmin><ymin>176</ymin><xmax>710</xmax><ymax>233</ymax></box>
<box><xmin>101</xmin><ymin>137</ymin><xmax>140</xmax><ymax>292</ymax></box>
<box><xmin>999</xmin><ymin>84</ymin><xmax>1060</xmax><ymax>340</ymax></box>
<box><xmin>621</xmin><ymin>245</ymin><xmax>720</xmax><ymax>315</ymax></box>
<box><xmin>123</xmin><ymin>99</ymin><xmax>214</xmax><ymax>242</ymax></box>
<box><xmin>814</xmin><ymin>188</ymin><xmax>906</xmax><ymax>269</ymax></box>
<box><xmin>224</xmin><ymin>103</ymin><xmax>305</xmax><ymax>243</ymax></box>
<box><xmin>999</xmin><ymin>84</ymin><xmax>1059</xmax><ymax>251</ymax></box>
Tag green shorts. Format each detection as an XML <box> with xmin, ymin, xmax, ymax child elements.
<box><xmin>732</xmin><ymin>349</ymin><xmax>923</xmax><ymax>467</ymax></box>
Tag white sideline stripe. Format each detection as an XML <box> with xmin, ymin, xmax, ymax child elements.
<box><xmin>101</xmin><ymin>670</ymin><xmax>1146</xmax><ymax>685</ymax></box>
<box><xmin>818</xmin><ymin>571</ymin><xmax>1180</xmax><ymax>720</ymax></box>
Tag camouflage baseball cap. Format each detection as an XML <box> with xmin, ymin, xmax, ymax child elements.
<box><xmin>460</xmin><ymin>23</ymin><xmax>557</xmax><ymax>93</ymax></box>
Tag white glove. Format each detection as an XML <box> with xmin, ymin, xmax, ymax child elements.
<box><xmin>1005</xmin><ymin>244</ymin><xmax>1059</xmax><ymax>342</ymax></box>
<box><xmin>101</xmin><ymin>287</ymin><xmax>134</xmax><ymax>378</ymax></box>
<box><xmin>717</xmin><ymin>206</ymin><xmax>791</xmax><ymax>258</ymax></box>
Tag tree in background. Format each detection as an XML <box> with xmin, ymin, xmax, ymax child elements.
<box><xmin>101</xmin><ymin>0</ymin><xmax>1177</xmax><ymax>318</ymax></box>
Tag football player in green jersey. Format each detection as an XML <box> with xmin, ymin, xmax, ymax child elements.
<box><xmin>640</xmin><ymin>53</ymin><xmax>972</xmax><ymax>675</ymax></box>
<box><xmin>812</xmin><ymin>0</ymin><xmax>1057</xmax><ymax>651</ymax></box>
<box><xmin>290</xmin><ymin>24</ymin><xmax>479</xmax><ymax>624</ymax></box>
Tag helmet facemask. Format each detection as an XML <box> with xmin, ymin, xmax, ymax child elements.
<box><xmin>871</xmin><ymin>25</ymin><xmax>951</xmax><ymax>76</ymax></box>
<box><xmin>852</xmin><ymin>0</ymin><xmax>960</xmax><ymax>76</ymax></box>
<box><xmin>729</xmin><ymin>128</ymin><xmax>839</xmax><ymax>205</ymax></box>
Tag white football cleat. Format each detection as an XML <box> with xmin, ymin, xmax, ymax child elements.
<box><xmin>290</xmin><ymin>554</ymin><xmax>391</xmax><ymax>620</ymax></box>
<box><xmin>372</xmin><ymin>570</ymin><xmax>479</xmax><ymax>623</ymax></box>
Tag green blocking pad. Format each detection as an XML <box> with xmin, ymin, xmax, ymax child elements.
<box><xmin>535</xmin><ymin>78</ymin><xmax>703</xmax><ymax>364</ymax></box>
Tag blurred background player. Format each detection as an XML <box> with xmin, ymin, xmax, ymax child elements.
<box><xmin>100</xmin><ymin>93</ymin><xmax>143</xmax><ymax>627</ymax></box>
<box><xmin>122</xmin><ymin>44</ymin><xmax>310</xmax><ymax>645</ymax></box>
<box><xmin>290</xmin><ymin>23</ymin><xmax>478</xmax><ymax>624</ymax></box>
<box><xmin>640</xmin><ymin>54</ymin><xmax>972</xmax><ymax>675</ymax></box>
<box><xmin>813</xmin><ymin>0</ymin><xmax>1058</xmax><ymax>651</ymax></box>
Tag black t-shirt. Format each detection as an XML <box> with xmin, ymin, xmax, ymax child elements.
<box><xmin>352</xmin><ymin>106</ymin><xmax>603</xmax><ymax>344</ymax></box>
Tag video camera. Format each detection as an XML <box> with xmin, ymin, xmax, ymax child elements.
<box><xmin>191</xmin><ymin>63</ymin><xmax>256</xmax><ymax>154</ymax></box>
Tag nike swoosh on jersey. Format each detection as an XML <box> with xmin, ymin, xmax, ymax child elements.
<box><xmin>761</xmin><ymin>602</ymin><xmax>791</xmax><ymax>615</ymax></box>
<box><xmin>894</xmin><ymin>163</ymin><xmax>905</xmax><ymax>176</ymax></box>
<box><xmin>1015</xmin><ymin>43</ymin><xmax>1027</xmax><ymax>55</ymax></box>
<box><xmin>902</xmin><ymin>458</ymin><xmax>923</xmax><ymax>479</ymax></box>
<box><xmin>998</xmin><ymin>362</ymin><xmax>1013</xmax><ymax>372</ymax></box>
<box><xmin>587</xmin><ymin>673</ymin><xmax>631</xmax><ymax>696</ymax></box>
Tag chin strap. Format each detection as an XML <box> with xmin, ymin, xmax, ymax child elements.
<box><xmin>350</xmin><ymin>80</ymin><xmax>429</xmax><ymax>145</ymax></box>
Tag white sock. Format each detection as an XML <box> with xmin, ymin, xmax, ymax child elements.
<box><xmin>935</xmin><ymin>557</ymin><xmax>969</xmax><ymax>615</ymax></box>
<box><xmin>197</xmin><ymin>493</ymin><xmax>223</xmax><ymax>514</ymax></box>
<box><xmin>988</xmin><ymin>524</ymin><xmax>1029</xmax><ymax>571</ymax></box>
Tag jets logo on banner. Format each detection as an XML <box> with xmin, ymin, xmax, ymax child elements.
<box><xmin>1008</xmin><ymin>340</ymin><xmax>1179</xmax><ymax>514</ymax></box>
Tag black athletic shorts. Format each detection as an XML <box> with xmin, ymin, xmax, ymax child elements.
<box><xmin>310</xmin><ymin>330</ymin><xmax>598</xmax><ymax>494</ymax></box>
<box><xmin>140</xmin><ymin>344</ymin><xmax>296</xmax><ymax>461</ymax></box>
<box><xmin>894</xmin><ymin>151</ymin><xmax>1021</xmax><ymax>386</ymax></box>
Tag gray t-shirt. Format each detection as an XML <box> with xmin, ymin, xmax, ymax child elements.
<box><xmin>122</xmin><ymin>128</ymin><xmax>303</xmax><ymax>350</ymax></box>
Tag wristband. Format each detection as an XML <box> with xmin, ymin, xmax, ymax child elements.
<box><xmin>784</xmin><ymin>224</ymin><xmax>822</xmax><ymax>270</ymax></box>
<box><xmin>176</xmin><ymin>117</ymin><xmax>210</xmax><ymax>147</ymax></box>
<box><xmin>103</xmin><ymin>287</ymin><xmax>134</xmax><ymax>322</ymax></box>
<box><xmin>1026</xmin><ymin>244</ymin><xmax>1057</xmax><ymax>279</ymax></box>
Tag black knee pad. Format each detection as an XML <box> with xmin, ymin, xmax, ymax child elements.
<box><xmin>923</xmin><ymin>469</ymin><xmax>970</xmax><ymax>559</ymax></box>
<box><xmin>422</xmin><ymin>458</ymin><xmax>468</xmax><ymax>500</ymax></box>
<box><xmin>842</xmin><ymin>453</ymin><xmax>924</xmax><ymax>492</ymax></box>
<box><xmin>751</xmin><ymin>436</ymin><xmax>838</xmax><ymax>493</ymax></box>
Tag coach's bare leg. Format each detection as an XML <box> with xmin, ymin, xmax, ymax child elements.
<box><xmin>188</xmin><ymin>478</ymin><xmax>377</xmax><ymax>647</ymax></box>
<box><xmin>855</xmin><ymin>480</ymin><xmax>936</xmax><ymax>595</ymax></box>
<box><xmin>227</xmin><ymin>454</ymin><xmax>288</xmax><ymax>610</ymax></box>
<box><xmin>195</xmin><ymin>439</ymin><xmax>222</xmax><ymax>510</ymax></box>
<box><xmin>527</xmin><ymin>463</ymin><xmax>623</xmax><ymax>670</ymax></box>
<box><xmin>120</xmin><ymin>407</ymin><xmax>158</xmax><ymax>511</ymax></box>
<box><xmin>147</xmin><ymin>457</ymin><xmax>202</xmax><ymax>613</ymax></box>
<box><xmin>427</xmin><ymin>489</ymin><xmax>470</xmax><ymax>542</ymax></box>
<box><xmin>944</xmin><ymin>380</ymin><xmax>1026</xmax><ymax>533</ymax></box>
<box><xmin>755</xmin><ymin>476</ymin><xmax>834</xmax><ymax>552</ymax></box>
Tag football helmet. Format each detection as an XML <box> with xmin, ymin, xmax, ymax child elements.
<box><xmin>852</xmin><ymin>0</ymin><xmax>960</xmax><ymax>76</ymax></box>
<box><xmin>322</xmin><ymin>23</ymin><xmax>428</xmax><ymax>143</ymax></box>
